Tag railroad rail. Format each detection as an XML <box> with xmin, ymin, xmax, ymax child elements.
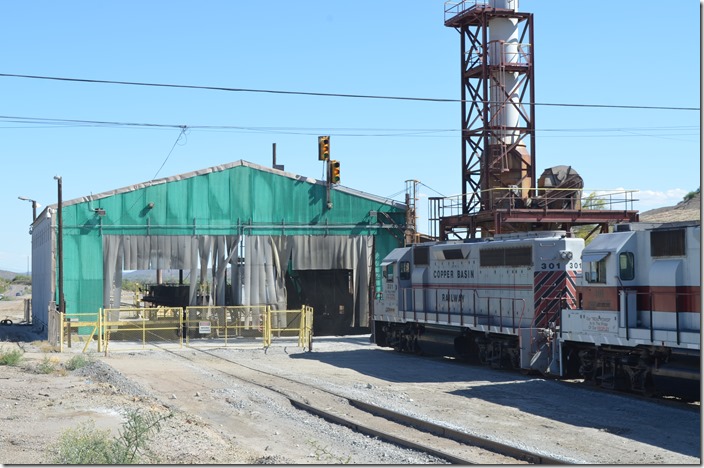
<box><xmin>155</xmin><ymin>345</ymin><xmax>572</xmax><ymax>464</ymax></box>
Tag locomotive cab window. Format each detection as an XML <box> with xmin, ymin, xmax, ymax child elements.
<box><xmin>619</xmin><ymin>252</ymin><xmax>635</xmax><ymax>281</ymax></box>
<box><xmin>585</xmin><ymin>260</ymin><xmax>607</xmax><ymax>284</ymax></box>
<box><xmin>399</xmin><ymin>261</ymin><xmax>411</xmax><ymax>280</ymax></box>
<box><xmin>583</xmin><ymin>252</ymin><xmax>609</xmax><ymax>284</ymax></box>
<box><xmin>384</xmin><ymin>263</ymin><xmax>394</xmax><ymax>282</ymax></box>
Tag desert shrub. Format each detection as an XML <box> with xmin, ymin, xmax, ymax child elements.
<box><xmin>51</xmin><ymin>421</ymin><xmax>116</xmax><ymax>464</ymax></box>
<box><xmin>35</xmin><ymin>355</ymin><xmax>59</xmax><ymax>374</ymax></box>
<box><xmin>12</xmin><ymin>274</ymin><xmax>31</xmax><ymax>285</ymax></box>
<box><xmin>65</xmin><ymin>354</ymin><xmax>93</xmax><ymax>371</ymax></box>
<box><xmin>0</xmin><ymin>347</ymin><xmax>23</xmax><ymax>366</ymax></box>
<box><xmin>52</xmin><ymin>410</ymin><xmax>170</xmax><ymax>464</ymax></box>
<box><xmin>684</xmin><ymin>188</ymin><xmax>700</xmax><ymax>201</ymax></box>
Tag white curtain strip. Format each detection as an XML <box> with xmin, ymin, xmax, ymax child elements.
<box><xmin>102</xmin><ymin>234</ymin><xmax>373</xmax><ymax>326</ymax></box>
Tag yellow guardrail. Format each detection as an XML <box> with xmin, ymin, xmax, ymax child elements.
<box><xmin>56</xmin><ymin>311</ymin><xmax>103</xmax><ymax>354</ymax></box>
<box><xmin>56</xmin><ymin>305</ymin><xmax>314</xmax><ymax>354</ymax></box>
<box><xmin>266</xmin><ymin>306</ymin><xmax>314</xmax><ymax>350</ymax></box>
<box><xmin>102</xmin><ymin>306</ymin><xmax>184</xmax><ymax>353</ymax></box>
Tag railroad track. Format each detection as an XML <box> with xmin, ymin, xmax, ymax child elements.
<box><xmin>158</xmin><ymin>345</ymin><xmax>569</xmax><ymax>464</ymax></box>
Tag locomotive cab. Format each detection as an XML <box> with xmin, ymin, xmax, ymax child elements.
<box><xmin>373</xmin><ymin>246</ymin><xmax>413</xmax><ymax>346</ymax></box>
<box><xmin>564</xmin><ymin>223</ymin><xmax>701</xmax><ymax>342</ymax></box>
<box><xmin>578</xmin><ymin>229</ymin><xmax>638</xmax><ymax>315</ymax></box>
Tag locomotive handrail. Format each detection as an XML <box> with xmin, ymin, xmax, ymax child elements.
<box><xmin>469</xmin><ymin>288</ymin><xmax>526</xmax><ymax>333</ymax></box>
<box><xmin>460</xmin><ymin>288</ymin><xmax>526</xmax><ymax>332</ymax></box>
<box><xmin>399</xmin><ymin>286</ymin><xmax>527</xmax><ymax>333</ymax></box>
<box><xmin>650</xmin><ymin>292</ymin><xmax>654</xmax><ymax>343</ymax></box>
<box><xmin>615</xmin><ymin>289</ymin><xmax>700</xmax><ymax>344</ymax></box>
<box><xmin>614</xmin><ymin>276</ymin><xmax>630</xmax><ymax>341</ymax></box>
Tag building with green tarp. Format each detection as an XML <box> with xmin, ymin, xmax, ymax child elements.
<box><xmin>30</xmin><ymin>160</ymin><xmax>407</xmax><ymax>337</ymax></box>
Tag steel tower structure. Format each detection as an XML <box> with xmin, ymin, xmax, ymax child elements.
<box><xmin>444</xmin><ymin>0</ymin><xmax>534</xmax><ymax>236</ymax></box>
<box><xmin>438</xmin><ymin>0</ymin><xmax>638</xmax><ymax>240</ymax></box>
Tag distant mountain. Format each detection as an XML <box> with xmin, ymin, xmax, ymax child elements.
<box><xmin>123</xmin><ymin>269</ymin><xmax>185</xmax><ymax>284</ymax></box>
<box><xmin>0</xmin><ymin>270</ymin><xmax>21</xmax><ymax>281</ymax></box>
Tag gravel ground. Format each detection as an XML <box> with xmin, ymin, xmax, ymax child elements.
<box><xmin>0</xmin><ymin>298</ymin><xmax>700</xmax><ymax>465</ymax></box>
<box><xmin>0</xmin><ymin>346</ymin><xmax>453</xmax><ymax>464</ymax></box>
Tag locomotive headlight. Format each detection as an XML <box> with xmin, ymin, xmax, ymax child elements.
<box><xmin>559</xmin><ymin>250</ymin><xmax>573</xmax><ymax>260</ymax></box>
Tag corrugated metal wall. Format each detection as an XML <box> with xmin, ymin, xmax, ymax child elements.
<box><xmin>37</xmin><ymin>161</ymin><xmax>406</xmax><ymax>321</ymax></box>
<box><xmin>29</xmin><ymin>214</ymin><xmax>54</xmax><ymax>328</ymax></box>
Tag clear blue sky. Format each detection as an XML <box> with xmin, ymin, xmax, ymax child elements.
<box><xmin>0</xmin><ymin>0</ymin><xmax>700</xmax><ymax>273</ymax></box>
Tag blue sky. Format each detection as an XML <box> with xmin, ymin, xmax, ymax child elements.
<box><xmin>0</xmin><ymin>0</ymin><xmax>700</xmax><ymax>273</ymax></box>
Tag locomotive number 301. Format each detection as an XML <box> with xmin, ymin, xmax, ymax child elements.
<box><xmin>541</xmin><ymin>262</ymin><xmax>582</xmax><ymax>270</ymax></box>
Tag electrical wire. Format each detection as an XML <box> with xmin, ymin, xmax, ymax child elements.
<box><xmin>112</xmin><ymin>126</ymin><xmax>189</xmax><ymax>226</ymax></box>
<box><xmin>152</xmin><ymin>126</ymin><xmax>188</xmax><ymax>180</ymax></box>
<box><xmin>418</xmin><ymin>182</ymin><xmax>447</xmax><ymax>198</ymax></box>
<box><xmin>0</xmin><ymin>115</ymin><xmax>697</xmax><ymax>139</ymax></box>
<box><xmin>0</xmin><ymin>73</ymin><xmax>699</xmax><ymax>111</ymax></box>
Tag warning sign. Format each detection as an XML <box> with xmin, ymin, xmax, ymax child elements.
<box><xmin>198</xmin><ymin>321</ymin><xmax>211</xmax><ymax>334</ymax></box>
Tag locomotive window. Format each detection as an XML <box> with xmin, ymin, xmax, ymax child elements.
<box><xmin>384</xmin><ymin>263</ymin><xmax>394</xmax><ymax>282</ymax></box>
<box><xmin>650</xmin><ymin>229</ymin><xmax>685</xmax><ymax>257</ymax></box>
<box><xmin>399</xmin><ymin>261</ymin><xmax>411</xmax><ymax>280</ymax></box>
<box><xmin>585</xmin><ymin>258</ymin><xmax>607</xmax><ymax>284</ymax></box>
<box><xmin>619</xmin><ymin>252</ymin><xmax>635</xmax><ymax>281</ymax></box>
<box><xmin>480</xmin><ymin>246</ymin><xmax>532</xmax><ymax>267</ymax></box>
<box><xmin>414</xmin><ymin>246</ymin><xmax>429</xmax><ymax>265</ymax></box>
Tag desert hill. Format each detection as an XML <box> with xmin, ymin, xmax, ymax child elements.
<box><xmin>639</xmin><ymin>192</ymin><xmax>700</xmax><ymax>223</ymax></box>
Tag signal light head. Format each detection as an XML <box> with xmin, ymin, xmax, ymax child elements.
<box><xmin>318</xmin><ymin>135</ymin><xmax>330</xmax><ymax>161</ymax></box>
<box><xmin>330</xmin><ymin>159</ymin><xmax>340</xmax><ymax>184</ymax></box>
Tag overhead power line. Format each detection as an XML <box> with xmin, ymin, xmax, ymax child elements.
<box><xmin>0</xmin><ymin>115</ymin><xmax>698</xmax><ymax>140</ymax></box>
<box><xmin>0</xmin><ymin>73</ymin><xmax>699</xmax><ymax>111</ymax></box>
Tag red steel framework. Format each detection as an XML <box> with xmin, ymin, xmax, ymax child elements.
<box><xmin>437</xmin><ymin>1</ymin><xmax>638</xmax><ymax>240</ymax></box>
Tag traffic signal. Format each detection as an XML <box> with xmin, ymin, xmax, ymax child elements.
<box><xmin>329</xmin><ymin>160</ymin><xmax>340</xmax><ymax>184</ymax></box>
<box><xmin>318</xmin><ymin>136</ymin><xmax>330</xmax><ymax>161</ymax></box>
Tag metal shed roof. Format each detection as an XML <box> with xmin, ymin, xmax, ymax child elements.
<box><xmin>44</xmin><ymin>160</ymin><xmax>406</xmax><ymax>212</ymax></box>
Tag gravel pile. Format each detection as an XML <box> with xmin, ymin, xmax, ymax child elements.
<box><xmin>74</xmin><ymin>358</ymin><xmax>150</xmax><ymax>398</ymax></box>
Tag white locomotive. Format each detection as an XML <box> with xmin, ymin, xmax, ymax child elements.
<box><xmin>559</xmin><ymin>221</ymin><xmax>700</xmax><ymax>396</ymax></box>
<box><xmin>374</xmin><ymin>230</ymin><xmax>584</xmax><ymax>370</ymax></box>
<box><xmin>373</xmin><ymin>222</ymin><xmax>700</xmax><ymax>398</ymax></box>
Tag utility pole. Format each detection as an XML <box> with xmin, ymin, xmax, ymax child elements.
<box><xmin>53</xmin><ymin>176</ymin><xmax>65</xmax><ymax>315</ymax></box>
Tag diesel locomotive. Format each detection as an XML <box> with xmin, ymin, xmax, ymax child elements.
<box><xmin>373</xmin><ymin>222</ymin><xmax>700</xmax><ymax>398</ymax></box>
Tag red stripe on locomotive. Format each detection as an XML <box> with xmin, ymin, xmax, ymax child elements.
<box><xmin>533</xmin><ymin>270</ymin><xmax>578</xmax><ymax>328</ymax></box>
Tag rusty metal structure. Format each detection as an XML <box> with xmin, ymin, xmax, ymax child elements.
<box><xmin>436</xmin><ymin>1</ymin><xmax>638</xmax><ymax>240</ymax></box>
